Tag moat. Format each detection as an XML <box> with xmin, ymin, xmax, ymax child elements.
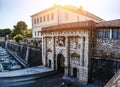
<box><xmin>0</xmin><ymin>47</ymin><xmax>22</xmax><ymax>71</ymax></box>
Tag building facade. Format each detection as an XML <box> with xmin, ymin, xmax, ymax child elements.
<box><xmin>94</xmin><ymin>19</ymin><xmax>120</xmax><ymax>60</ymax></box>
<box><xmin>91</xmin><ymin>19</ymin><xmax>120</xmax><ymax>85</ymax></box>
<box><xmin>31</xmin><ymin>5</ymin><xmax>103</xmax><ymax>38</ymax></box>
<box><xmin>42</xmin><ymin>21</ymin><xmax>95</xmax><ymax>83</ymax></box>
<box><xmin>41</xmin><ymin>19</ymin><xmax>120</xmax><ymax>84</ymax></box>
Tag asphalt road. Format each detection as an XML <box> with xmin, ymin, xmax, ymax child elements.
<box><xmin>17</xmin><ymin>72</ymin><xmax>75</xmax><ymax>87</ymax></box>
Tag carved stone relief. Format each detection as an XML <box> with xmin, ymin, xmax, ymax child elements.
<box><xmin>70</xmin><ymin>36</ymin><xmax>81</xmax><ymax>50</ymax></box>
<box><xmin>69</xmin><ymin>36</ymin><xmax>81</xmax><ymax>65</ymax></box>
<box><xmin>55</xmin><ymin>36</ymin><xmax>65</xmax><ymax>47</ymax></box>
<box><xmin>46</xmin><ymin>37</ymin><xmax>52</xmax><ymax>52</ymax></box>
<box><xmin>71</xmin><ymin>52</ymin><xmax>80</xmax><ymax>65</ymax></box>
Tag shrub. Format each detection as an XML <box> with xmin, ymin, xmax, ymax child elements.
<box><xmin>13</xmin><ymin>34</ymin><xmax>23</xmax><ymax>42</ymax></box>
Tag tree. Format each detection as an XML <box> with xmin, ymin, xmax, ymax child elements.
<box><xmin>13</xmin><ymin>21</ymin><xmax>27</xmax><ymax>36</ymax></box>
<box><xmin>13</xmin><ymin>34</ymin><xmax>23</xmax><ymax>42</ymax></box>
<box><xmin>0</xmin><ymin>28</ymin><xmax>11</xmax><ymax>37</ymax></box>
<box><xmin>24</xmin><ymin>29</ymin><xmax>32</xmax><ymax>38</ymax></box>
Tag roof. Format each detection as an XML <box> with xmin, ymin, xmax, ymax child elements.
<box><xmin>31</xmin><ymin>4</ymin><xmax>103</xmax><ymax>21</ymax></box>
<box><xmin>96</xmin><ymin>19</ymin><xmax>120</xmax><ymax>28</ymax></box>
<box><xmin>42</xmin><ymin>20</ymin><xmax>96</xmax><ymax>32</ymax></box>
<box><xmin>31</xmin><ymin>7</ymin><xmax>55</xmax><ymax>17</ymax></box>
<box><xmin>42</xmin><ymin>19</ymin><xmax>120</xmax><ymax>32</ymax></box>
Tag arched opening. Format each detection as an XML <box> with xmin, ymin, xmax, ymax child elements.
<box><xmin>73</xmin><ymin>68</ymin><xmax>77</xmax><ymax>78</ymax></box>
<box><xmin>57</xmin><ymin>54</ymin><xmax>65</xmax><ymax>72</ymax></box>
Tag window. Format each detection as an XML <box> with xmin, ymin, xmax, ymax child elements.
<box><xmin>112</xmin><ymin>29</ymin><xmax>120</xmax><ymax>38</ymax></box>
<box><xmin>118</xmin><ymin>29</ymin><xmax>120</xmax><ymax>38</ymax></box>
<box><xmin>37</xmin><ymin>18</ymin><xmax>39</xmax><ymax>24</ymax></box>
<box><xmin>38</xmin><ymin>31</ymin><xmax>39</xmax><ymax>36</ymax></box>
<box><xmin>34</xmin><ymin>19</ymin><xmax>36</xmax><ymax>24</ymax></box>
<box><xmin>105</xmin><ymin>30</ymin><xmax>110</xmax><ymax>38</ymax></box>
<box><xmin>35</xmin><ymin>31</ymin><xmax>36</xmax><ymax>36</ymax></box>
<box><xmin>38</xmin><ymin>31</ymin><xmax>41</xmax><ymax>36</ymax></box>
<box><xmin>43</xmin><ymin>16</ymin><xmax>46</xmax><ymax>22</ymax></box>
<box><xmin>99</xmin><ymin>31</ymin><xmax>104</xmax><ymax>38</ymax></box>
<box><xmin>97</xmin><ymin>29</ymin><xmax>110</xmax><ymax>38</ymax></box>
<box><xmin>47</xmin><ymin>14</ymin><xmax>49</xmax><ymax>21</ymax></box>
<box><xmin>51</xmin><ymin>13</ymin><xmax>54</xmax><ymax>20</ymax></box>
<box><xmin>40</xmin><ymin>17</ymin><xmax>42</xmax><ymax>23</ymax></box>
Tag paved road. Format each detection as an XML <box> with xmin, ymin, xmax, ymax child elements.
<box><xmin>0</xmin><ymin>72</ymin><xmax>102</xmax><ymax>87</ymax></box>
<box><xmin>14</xmin><ymin>72</ymin><xmax>103</xmax><ymax>87</ymax></box>
<box><xmin>17</xmin><ymin>72</ymin><xmax>75</xmax><ymax>87</ymax></box>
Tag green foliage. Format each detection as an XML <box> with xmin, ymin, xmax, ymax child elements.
<box><xmin>13</xmin><ymin>21</ymin><xmax>27</xmax><ymax>36</ymax></box>
<box><xmin>13</xmin><ymin>34</ymin><xmax>23</xmax><ymax>42</ymax></box>
<box><xmin>24</xmin><ymin>29</ymin><xmax>32</xmax><ymax>38</ymax></box>
<box><xmin>0</xmin><ymin>28</ymin><xmax>11</xmax><ymax>37</ymax></box>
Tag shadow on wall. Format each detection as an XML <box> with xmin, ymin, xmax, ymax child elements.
<box><xmin>90</xmin><ymin>58</ymin><xmax>120</xmax><ymax>86</ymax></box>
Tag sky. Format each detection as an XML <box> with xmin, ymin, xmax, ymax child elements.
<box><xmin>0</xmin><ymin>0</ymin><xmax>120</xmax><ymax>29</ymax></box>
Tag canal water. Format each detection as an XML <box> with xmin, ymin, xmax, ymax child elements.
<box><xmin>0</xmin><ymin>47</ymin><xmax>22</xmax><ymax>72</ymax></box>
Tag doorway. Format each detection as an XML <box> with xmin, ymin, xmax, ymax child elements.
<box><xmin>73</xmin><ymin>68</ymin><xmax>77</xmax><ymax>77</ymax></box>
<box><xmin>57</xmin><ymin>54</ymin><xmax>65</xmax><ymax>72</ymax></box>
<box><xmin>49</xmin><ymin>60</ymin><xmax>51</xmax><ymax>67</ymax></box>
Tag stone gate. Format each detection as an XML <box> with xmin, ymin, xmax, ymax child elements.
<box><xmin>41</xmin><ymin>21</ymin><xmax>95</xmax><ymax>83</ymax></box>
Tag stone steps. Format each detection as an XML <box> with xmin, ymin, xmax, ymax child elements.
<box><xmin>6</xmin><ymin>49</ymin><xmax>30</xmax><ymax>68</ymax></box>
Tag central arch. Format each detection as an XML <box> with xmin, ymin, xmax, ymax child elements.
<box><xmin>57</xmin><ymin>54</ymin><xmax>65</xmax><ymax>72</ymax></box>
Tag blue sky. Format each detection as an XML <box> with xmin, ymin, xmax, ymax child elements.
<box><xmin>0</xmin><ymin>0</ymin><xmax>120</xmax><ymax>29</ymax></box>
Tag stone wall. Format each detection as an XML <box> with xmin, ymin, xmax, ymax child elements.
<box><xmin>91</xmin><ymin>58</ymin><xmax>120</xmax><ymax>86</ymax></box>
<box><xmin>0</xmin><ymin>41</ymin><xmax>5</xmax><ymax>47</ymax></box>
<box><xmin>6</xmin><ymin>42</ymin><xmax>42</xmax><ymax>67</ymax></box>
<box><xmin>92</xmin><ymin>38</ymin><xmax>120</xmax><ymax>86</ymax></box>
<box><xmin>94</xmin><ymin>38</ymin><xmax>120</xmax><ymax>59</ymax></box>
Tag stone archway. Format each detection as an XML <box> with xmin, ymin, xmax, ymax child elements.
<box><xmin>57</xmin><ymin>54</ymin><xmax>65</xmax><ymax>72</ymax></box>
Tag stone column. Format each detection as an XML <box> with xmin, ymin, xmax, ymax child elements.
<box><xmin>52</xmin><ymin>36</ymin><xmax>55</xmax><ymax>70</ymax></box>
<box><xmin>79</xmin><ymin>36</ymin><xmax>89</xmax><ymax>83</ymax></box>
<box><xmin>25</xmin><ymin>45</ymin><xmax>29</xmax><ymax>63</ymax></box>
<box><xmin>80</xmin><ymin>36</ymin><xmax>84</xmax><ymax>66</ymax></box>
<box><xmin>64</xmin><ymin>36</ymin><xmax>70</xmax><ymax>76</ymax></box>
<box><xmin>42</xmin><ymin>36</ymin><xmax>47</xmax><ymax>66</ymax></box>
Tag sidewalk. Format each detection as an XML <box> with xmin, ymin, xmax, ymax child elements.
<box><xmin>0</xmin><ymin>66</ymin><xmax>53</xmax><ymax>77</ymax></box>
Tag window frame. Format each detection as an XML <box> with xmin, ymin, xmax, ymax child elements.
<box><xmin>47</xmin><ymin>14</ymin><xmax>49</xmax><ymax>21</ymax></box>
<box><xmin>37</xmin><ymin>18</ymin><xmax>39</xmax><ymax>24</ymax></box>
<box><xmin>34</xmin><ymin>19</ymin><xmax>36</xmax><ymax>24</ymax></box>
<box><xmin>40</xmin><ymin>17</ymin><xmax>42</xmax><ymax>23</ymax></box>
<box><xmin>51</xmin><ymin>13</ymin><xmax>54</xmax><ymax>20</ymax></box>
